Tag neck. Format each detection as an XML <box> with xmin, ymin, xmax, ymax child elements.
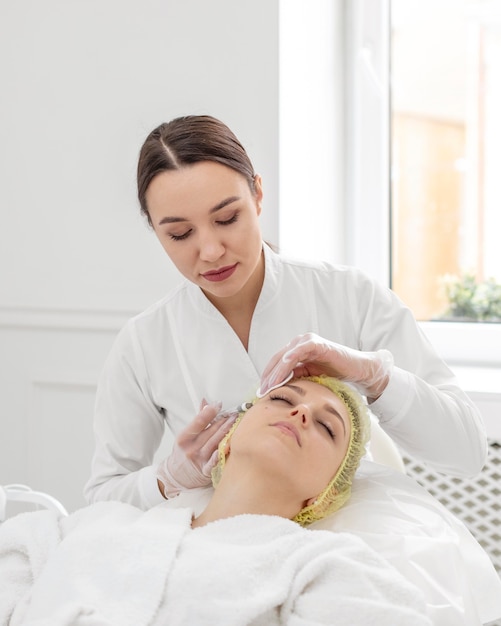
<box><xmin>192</xmin><ymin>464</ymin><xmax>302</xmax><ymax>529</ymax></box>
<box><xmin>202</xmin><ymin>251</ymin><xmax>265</xmax><ymax>349</ymax></box>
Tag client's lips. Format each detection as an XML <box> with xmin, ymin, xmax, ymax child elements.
<box><xmin>272</xmin><ymin>422</ymin><xmax>301</xmax><ymax>446</ymax></box>
<box><xmin>201</xmin><ymin>263</ymin><xmax>238</xmax><ymax>282</ymax></box>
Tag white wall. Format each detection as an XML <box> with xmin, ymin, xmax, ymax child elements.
<box><xmin>0</xmin><ymin>0</ymin><xmax>279</xmax><ymax>512</ymax></box>
<box><xmin>0</xmin><ymin>0</ymin><xmax>279</xmax><ymax>313</ymax></box>
<box><xmin>279</xmin><ymin>0</ymin><xmax>345</xmax><ymax>264</ymax></box>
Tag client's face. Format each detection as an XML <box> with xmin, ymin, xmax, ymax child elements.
<box><xmin>229</xmin><ymin>380</ymin><xmax>352</xmax><ymax>505</ymax></box>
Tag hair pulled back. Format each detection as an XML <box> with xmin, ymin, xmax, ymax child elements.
<box><xmin>137</xmin><ymin>115</ymin><xmax>256</xmax><ymax>225</ymax></box>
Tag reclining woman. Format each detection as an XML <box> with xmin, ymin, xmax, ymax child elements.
<box><xmin>0</xmin><ymin>376</ymin><xmax>432</xmax><ymax>626</ymax></box>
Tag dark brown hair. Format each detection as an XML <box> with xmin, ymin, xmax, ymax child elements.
<box><xmin>137</xmin><ymin>115</ymin><xmax>257</xmax><ymax>225</ymax></box>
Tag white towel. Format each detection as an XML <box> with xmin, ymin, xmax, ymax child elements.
<box><xmin>19</xmin><ymin>503</ymin><xmax>191</xmax><ymax>625</ymax></box>
<box><xmin>159</xmin><ymin>513</ymin><xmax>432</xmax><ymax>625</ymax></box>
<box><xmin>21</xmin><ymin>604</ymin><xmax>114</xmax><ymax>626</ymax></box>
<box><xmin>1</xmin><ymin>501</ymin><xmax>432</xmax><ymax>625</ymax></box>
<box><xmin>0</xmin><ymin>507</ymin><xmax>62</xmax><ymax>624</ymax></box>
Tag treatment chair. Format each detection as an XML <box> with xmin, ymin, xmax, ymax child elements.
<box><xmin>0</xmin><ymin>483</ymin><xmax>68</xmax><ymax>523</ymax></box>
<box><xmin>368</xmin><ymin>418</ymin><xmax>406</xmax><ymax>473</ymax></box>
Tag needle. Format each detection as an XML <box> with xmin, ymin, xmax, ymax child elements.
<box><xmin>212</xmin><ymin>401</ymin><xmax>254</xmax><ymax>423</ymax></box>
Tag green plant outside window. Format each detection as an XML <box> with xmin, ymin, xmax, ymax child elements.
<box><xmin>440</xmin><ymin>274</ymin><xmax>501</xmax><ymax>322</ymax></box>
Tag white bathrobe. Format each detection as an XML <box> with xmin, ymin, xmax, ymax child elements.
<box><xmin>0</xmin><ymin>501</ymin><xmax>432</xmax><ymax>626</ymax></box>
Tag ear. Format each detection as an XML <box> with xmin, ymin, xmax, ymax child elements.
<box><xmin>253</xmin><ymin>174</ymin><xmax>263</xmax><ymax>216</ymax></box>
<box><xmin>305</xmin><ymin>487</ymin><xmax>337</xmax><ymax>508</ymax></box>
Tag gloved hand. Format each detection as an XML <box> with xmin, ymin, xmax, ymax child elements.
<box><xmin>157</xmin><ymin>400</ymin><xmax>238</xmax><ymax>499</ymax></box>
<box><xmin>259</xmin><ymin>332</ymin><xmax>394</xmax><ymax>402</ymax></box>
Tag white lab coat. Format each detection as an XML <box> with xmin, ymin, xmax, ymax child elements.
<box><xmin>84</xmin><ymin>244</ymin><xmax>487</xmax><ymax>509</ymax></box>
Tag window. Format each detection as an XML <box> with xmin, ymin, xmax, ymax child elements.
<box><xmin>345</xmin><ymin>0</ymin><xmax>501</xmax><ymax>368</ymax></box>
<box><xmin>280</xmin><ymin>0</ymin><xmax>501</xmax><ymax>368</ymax></box>
<box><xmin>391</xmin><ymin>0</ymin><xmax>501</xmax><ymax>324</ymax></box>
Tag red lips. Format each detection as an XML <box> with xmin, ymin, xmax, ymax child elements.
<box><xmin>201</xmin><ymin>263</ymin><xmax>238</xmax><ymax>282</ymax></box>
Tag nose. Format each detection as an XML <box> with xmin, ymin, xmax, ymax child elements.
<box><xmin>198</xmin><ymin>229</ymin><xmax>225</xmax><ymax>263</ymax></box>
<box><xmin>290</xmin><ymin>404</ymin><xmax>310</xmax><ymax>426</ymax></box>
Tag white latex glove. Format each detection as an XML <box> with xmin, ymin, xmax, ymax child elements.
<box><xmin>259</xmin><ymin>332</ymin><xmax>394</xmax><ymax>402</ymax></box>
<box><xmin>157</xmin><ymin>400</ymin><xmax>238</xmax><ymax>499</ymax></box>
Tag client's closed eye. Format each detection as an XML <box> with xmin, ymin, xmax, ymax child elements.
<box><xmin>269</xmin><ymin>393</ymin><xmax>294</xmax><ymax>405</ymax></box>
<box><xmin>317</xmin><ymin>420</ymin><xmax>336</xmax><ymax>440</ymax></box>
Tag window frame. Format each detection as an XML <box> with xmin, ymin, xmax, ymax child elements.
<box><xmin>344</xmin><ymin>0</ymin><xmax>501</xmax><ymax>370</ymax></box>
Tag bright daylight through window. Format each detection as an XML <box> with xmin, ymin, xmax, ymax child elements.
<box><xmin>391</xmin><ymin>0</ymin><xmax>501</xmax><ymax>323</ymax></box>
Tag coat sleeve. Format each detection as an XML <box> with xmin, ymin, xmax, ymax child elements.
<box><xmin>83</xmin><ymin>322</ymin><xmax>166</xmax><ymax>509</ymax></box>
<box><xmin>346</xmin><ymin>267</ymin><xmax>487</xmax><ymax>476</ymax></box>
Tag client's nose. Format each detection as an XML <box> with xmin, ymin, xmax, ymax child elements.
<box><xmin>290</xmin><ymin>404</ymin><xmax>310</xmax><ymax>426</ymax></box>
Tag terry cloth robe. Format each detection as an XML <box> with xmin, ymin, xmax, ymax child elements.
<box><xmin>0</xmin><ymin>501</ymin><xmax>433</xmax><ymax>626</ymax></box>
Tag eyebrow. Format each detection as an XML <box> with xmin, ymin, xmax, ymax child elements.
<box><xmin>284</xmin><ymin>383</ymin><xmax>347</xmax><ymax>437</ymax></box>
<box><xmin>158</xmin><ymin>195</ymin><xmax>240</xmax><ymax>225</ymax></box>
<box><xmin>324</xmin><ymin>405</ymin><xmax>347</xmax><ymax>437</ymax></box>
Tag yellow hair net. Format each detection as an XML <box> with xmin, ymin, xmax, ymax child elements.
<box><xmin>211</xmin><ymin>375</ymin><xmax>371</xmax><ymax>526</ymax></box>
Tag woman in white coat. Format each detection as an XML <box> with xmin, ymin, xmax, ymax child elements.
<box><xmin>84</xmin><ymin>115</ymin><xmax>487</xmax><ymax>510</ymax></box>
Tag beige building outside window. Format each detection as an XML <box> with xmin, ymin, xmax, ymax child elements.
<box><xmin>391</xmin><ymin>0</ymin><xmax>501</xmax><ymax>322</ymax></box>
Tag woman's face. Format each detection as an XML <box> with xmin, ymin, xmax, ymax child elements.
<box><xmin>145</xmin><ymin>161</ymin><xmax>264</xmax><ymax>303</ymax></box>
<box><xmin>229</xmin><ymin>380</ymin><xmax>352</xmax><ymax>505</ymax></box>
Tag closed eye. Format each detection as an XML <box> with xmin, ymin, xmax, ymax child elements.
<box><xmin>216</xmin><ymin>212</ymin><xmax>239</xmax><ymax>226</ymax></box>
<box><xmin>169</xmin><ymin>229</ymin><xmax>192</xmax><ymax>241</ymax></box>
<box><xmin>318</xmin><ymin>420</ymin><xmax>335</xmax><ymax>440</ymax></box>
<box><xmin>269</xmin><ymin>393</ymin><xmax>293</xmax><ymax>406</ymax></box>
<box><xmin>168</xmin><ymin>212</ymin><xmax>238</xmax><ymax>241</ymax></box>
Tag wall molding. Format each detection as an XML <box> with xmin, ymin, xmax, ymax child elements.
<box><xmin>0</xmin><ymin>305</ymin><xmax>136</xmax><ymax>333</ymax></box>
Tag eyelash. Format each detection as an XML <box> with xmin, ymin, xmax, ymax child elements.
<box><xmin>218</xmin><ymin>213</ymin><xmax>239</xmax><ymax>227</ymax></box>
<box><xmin>270</xmin><ymin>395</ymin><xmax>336</xmax><ymax>440</ymax></box>
<box><xmin>168</xmin><ymin>212</ymin><xmax>239</xmax><ymax>241</ymax></box>
<box><xmin>169</xmin><ymin>230</ymin><xmax>192</xmax><ymax>241</ymax></box>
<box><xmin>319</xmin><ymin>421</ymin><xmax>335</xmax><ymax>440</ymax></box>
<box><xmin>270</xmin><ymin>393</ymin><xmax>293</xmax><ymax>405</ymax></box>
